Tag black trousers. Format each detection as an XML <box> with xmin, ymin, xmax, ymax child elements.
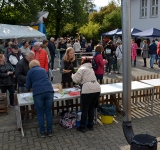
<box><xmin>80</xmin><ymin>92</ymin><xmax>100</xmax><ymax>126</ymax></box>
<box><xmin>0</xmin><ymin>85</ymin><xmax>15</xmax><ymax>105</ymax></box>
<box><xmin>143</xmin><ymin>58</ymin><xmax>146</xmax><ymax>66</ymax></box>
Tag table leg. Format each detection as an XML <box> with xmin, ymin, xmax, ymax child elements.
<box><xmin>135</xmin><ymin>91</ymin><xmax>138</xmax><ymax>105</ymax></box>
<box><xmin>151</xmin><ymin>89</ymin><xmax>154</xmax><ymax>114</ymax></box>
<box><xmin>17</xmin><ymin>105</ymin><xmax>24</xmax><ymax>137</ymax></box>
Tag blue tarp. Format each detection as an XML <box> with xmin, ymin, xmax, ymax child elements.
<box><xmin>101</xmin><ymin>28</ymin><xmax>121</xmax><ymax>36</ymax></box>
<box><xmin>132</xmin><ymin>28</ymin><xmax>160</xmax><ymax>37</ymax></box>
<box><xmin>116</xmin><ymin>28</ymin><xmax>142</xmax><ymax>36</ymax></box>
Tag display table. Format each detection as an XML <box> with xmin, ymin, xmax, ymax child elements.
<box><xmin>16</xmin><ymin>81</ymin><xmax>154</xmax><ymax>136</ymax></box>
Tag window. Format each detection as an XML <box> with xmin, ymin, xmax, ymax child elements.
<box><xmin>141</xmin><ymin>0</ymin><xmax>147</xmax><ymax>18</ymax></box>
<box><xmin>151</xmin><ymin>0</ymin><xmax>158</xmax><ymax>17</ymax></box>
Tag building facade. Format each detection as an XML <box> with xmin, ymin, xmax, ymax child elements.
<box><xmin>131</xmin><ymin>0</ymin><xmax>160</xmax><ymax>30</ymax></box>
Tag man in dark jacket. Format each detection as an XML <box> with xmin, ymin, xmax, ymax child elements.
<box><xmin>15</xmin><ymin>51</ymin><xmax>34</xmax><ymax>92</ymax></box>
<box><xmin>58</xmin><ymin>38</ymin><xmax>67</xmax><ymax>60</ymax></box>
<box><xmin>48</xmin><ymin>37</ymin><xmax>56</xmax><ymax>71</ymax></box>
<box><xmin>103</xmin><ymin>40</ymin><xmax>116</xmax><ymax>74</ymax></box>
<box><xmin>149</xmin><ymin>40</ymin><xmax>157</xmax><ymax>68</ymax></box>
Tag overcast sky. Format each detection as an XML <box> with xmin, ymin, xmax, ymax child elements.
<box><xmin>94</xmin><ymin>0</ymin><xmax>110</xmax><ymax>7</ymax></box>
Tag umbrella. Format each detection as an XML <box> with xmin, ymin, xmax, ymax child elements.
<box><xmin>132</xmin><ymin>28</ymin><xmax>160</xmax><ymax>37</ymax></box>
<box><xmin>116</xmin><ymin>28</ymin><xmax>142</xmax><ymax>36</ymax></box>
<box><xmin>101</xmin><ymin>28</ymin><xmax>121</xmax><ymax>36</ymax></box>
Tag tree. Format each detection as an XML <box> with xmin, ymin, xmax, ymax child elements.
<box><xmin>79</xmin><ymin>21</ymin><xmax>101</xmax><ymax>41</ymax></box>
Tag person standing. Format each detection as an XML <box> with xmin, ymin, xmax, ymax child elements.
<box><xmin>0</xmin><ymin>41</ymin><xmax>5</xmax><ymax>54</ymax></box>
<box><xmin>115</xmin><ymin>42</ymin><xmax>122</xmax><ymax>74</ymax></box>
<box><xmin>60</xmin><ymin>47</ymin><xmax>77</xmax><ymax>87</ymax></box>
<box><xmin>26</xmin><ymin>60</ymin><xmax>54</xmax><ymax>138</ymax></box>
<box><xmin>131</xmin><ymin>39</ymin><xmax>138</xmax><ymax>67</ymax></box>
<box><xmin>141</xmin><ymin>40</ymin><xmax>148</xmax><ymax>67</ymax></box>
<box><xmin>15</xmin><ymin>51</ymin><xmax>35</xmax><ymax>92</ymax></box>
<box><xmin>157</xmin><ymin>41</ymin><xmax>160</xmax><ymax>68</ymax></box>
<box><xmin>103</xmin><ymin>40</ymin><xmax>116</xmax><ymax>74</ymax></box>
<box><xmin>20</xmin><ymin>41</ymin><xmax>30</xmax><ymax>56</ymax></box>
<box><xmin>94</xmin><ymin>45</ymin><xmax>107</xmax><ymax>84</ymax></box>
<box><xmin>48</xmin><ymin>37</ymin><xmax>56</xmax><ymax>71</ymax></box>
<box><xmin>58</xmin><ymin>38</ymin><xmax>67</xmax><ymax>60</ymax></box>
<box><xmin>72</xmin><ymin>57</ymin><xmax>101</xmax><ymax>133</ymax></box>
<box><xmin>149</xmin><ymin>40</ymin><xmax>157</xmax><ymax>68</ymax></box>
<box><xmin>0</xmin><ymin>54</ymin><xmax>15</xmax><ymax>107</ymax></box>
<box><xmin>32</xmin><ymin>42</ymin><xmax>48</xmax><ymax>72</ymax></box>
<box><xmin>7</xmin><ymin>44</ymin><xmax>23</xmax><ymax>91</ymax></box>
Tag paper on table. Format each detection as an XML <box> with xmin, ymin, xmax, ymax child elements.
<box><xmin>20</xmin><ymin>93</ymin><xmax>33</xmax><ymax>102</ymax></box>
<box><xmin>64</xmin><ymin>88</ymin><xmax>80</xmax><ymax>92</ymax></box>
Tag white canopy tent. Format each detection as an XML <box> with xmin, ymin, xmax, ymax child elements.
<box><xmin>0</xmin><ymin>24</ymin><xmax>46</xmax><ymax>39</ymax></box>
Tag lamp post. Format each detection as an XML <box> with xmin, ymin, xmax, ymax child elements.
<box><xmin>122</xmin><ymin>0</ymin><xmax>157</xmax><ymax>149</ymax></box>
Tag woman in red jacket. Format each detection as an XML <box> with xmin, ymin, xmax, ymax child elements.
<box><xmin>94</xmin><ymin>45</ymin><xmax>107</xmax><ymax>84</ymax></box>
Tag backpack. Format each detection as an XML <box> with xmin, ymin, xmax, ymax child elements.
<box><xmin>92</xmin><ymin>56</ymin><xmax>98</xmax><ymax>70</ymax></box>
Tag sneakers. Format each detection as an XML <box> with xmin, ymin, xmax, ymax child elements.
<box><xmin>47</xmin><ymin>131</ymin><xmax>53</xmax><ymax>137</ymax></box>
<box><xmin>40</xmin><ymin>132</ymin><xmax>46</xmax><ymax>138</ymax></box>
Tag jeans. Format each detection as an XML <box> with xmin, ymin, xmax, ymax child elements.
<box><xmin>150</xmin><ymin>54</ymin><xmax>156</xmax><ymax>67</ymax></box>
<box><xmin>95</xmin><ymin>74</ymin><xmax>103</xmax><ymax>84</ymax></box>
<box><xmin>50</xmin><ymin>54</ymin><xmax>55</xmax><ymax>70</ymax></box>
<box><xmin>33</xmin><ymin>92</ymin><xmax>53</xmax><ymax>133</ymax></box>
<box><xmin>0</xmin><ymin>85</ymin><xmax>14</xmax><ymax>105</ymax></box>
<box><xmin>60</xmin><ymin>52</ymin><xmax>65</xmax><ymax>60</ymax></box>
<box><xmin>80</xmin><ymin>92</ymin><xmax>100</xmax><ymax>126</ymax></box>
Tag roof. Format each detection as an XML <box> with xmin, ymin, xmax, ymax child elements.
<box><xmin>0</xmin><ymin>24</ymin><xmax>46</xmax><ymax>39</ymax></box>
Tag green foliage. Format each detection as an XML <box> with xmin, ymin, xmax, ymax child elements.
<box><xmin>102</xmin><ymin>8</ymin><xmax>121</xmax><ymax>31</ymax></box>
<box><xmin>79</xmin><ymin>22</ymin><xmax>101</xmax><ymax>41</ymax></box>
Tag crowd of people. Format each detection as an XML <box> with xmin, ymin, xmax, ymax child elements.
<box><xmin>1</xmin><ymin>34</ymin><xmax>160</xmax><ymax>137</ymax></box>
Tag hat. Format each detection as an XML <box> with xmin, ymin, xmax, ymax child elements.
<box><xmin>11</xmin><ymin>44</ymin><xmax>19</xmax><ymax>49</ymax></box>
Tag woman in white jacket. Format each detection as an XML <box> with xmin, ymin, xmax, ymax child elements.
<box><xmin>72</xmin><ymin>57</ymin><xmax>100</xmax><ymax>133</ymax></box>
<box><xmin>115</xmin><ymin>42</ymin><xmax>122</xmax><ymax>74</ymax></box>
<box><xmin>73</xmin><ymin>39</ymin><xmax>81</xmax><ymax>52</ymax></box>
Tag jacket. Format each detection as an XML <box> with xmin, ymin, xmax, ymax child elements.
<box><xmin>26</xmin><ymin>66</ymin><xmax>53</xmax><ymax>96</ymax></box>
<box><xmin>116</xmin><ymin>45</ymin><xmax>122</xmax><ymax>59</ymax></box>
<box><xmin>131</xmin><ymin>43</ymin><xmax>138</xmax><ymax>60</ymax></box>
<box><xmin>32</xmin><ymin>48</ymin><xmax>48</xmax><ymax>72</ymax></box>
<box><xmin>60</xmin><ymin>59</ymin><xmax>77</xmax><ymax>83</ymax></box>
<box><xmin>48</xmin><ymin>41</ymin><xmax>56</xmax><ymax>55</ymax></box>
<box><xmin>103</xmin><ymin>44</ymin><xmax>116</xmax><ymax>58</ymax></box>
<box><xmin>157</xmin><ymin>42</ymin><xmax>160</xmax><ymax>55</ymax></box>
<box><xmin>73</xmin><ymin>42</ymin><xmax>81</xmax><ymax>52</ymax></box>
<box><xmin>43</xmin><ymin>46</ymin><xmax>51</xmax><ymax>62</ymax></box>
<box><xmin>7</xmin><ymin>51</ymin><xmax>23</xmax><ymax>68</ymax></box>
<box><xmin>20</xmin><ymin>46</ymin><xmax>30</xmax><ymax>55</ymax></box>
<box><xmin>149</xmin><ymin>42</ymin><xmax>157</xmax><ymax>55</ymax></box>
<box><xmin>15</xmin><ymin>57</ymin><xmax>30</xmax><ymax>86</ymax></box>
<box><xmin>141</xmin><ymin>44</ymin><xmax>148</xmax><ymax>58</ymax></box>
<box><xmin>0</xmin><ymin>63</ymin><xmax>14</xmax><ymax>86</ymax></box>
<box><xmin>94</xmin><ymin>53</ymin><xmax>106</xmax><ymax>75</ymax></box>
<box><xmin>58</xmin><ymin>42</ymin><xmax>67</xmax><ymax>54</ymax></box>
<box><xmin>72</xmin><ymin>63</ymin><xmax>101</xmax><ymax>94</ymax></box>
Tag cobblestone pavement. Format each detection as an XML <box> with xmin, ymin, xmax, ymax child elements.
<box><xmin>0</xmin><ymin>56</ymin><xmax>160</xmax><ymax>150</ymax></box>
